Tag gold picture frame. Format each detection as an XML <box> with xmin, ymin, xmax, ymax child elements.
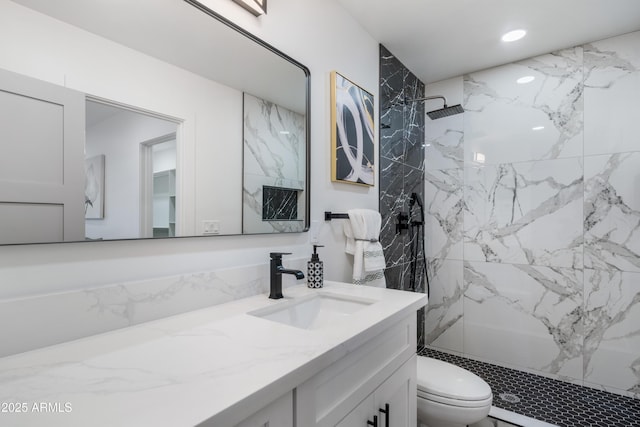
<box><xmin>330</xmin><ymin>71</ymin><xmax>375</xmax><ymax>186</ymax></box>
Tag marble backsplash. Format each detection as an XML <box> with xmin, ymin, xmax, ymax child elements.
<box><xmin>0</xmin><ymin>257</ymin><xmax>306</xmax><ymax>358</ymax></box>
<box><xmin>424</xmin><ymin>30</ymin><xmax>640</xmax><ymax>398</ymax></box>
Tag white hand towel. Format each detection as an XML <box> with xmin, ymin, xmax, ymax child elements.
<box><xmin>343</xmin><ymin>209</ymin><xmax>386</xmax><ymax>287</ymax></box>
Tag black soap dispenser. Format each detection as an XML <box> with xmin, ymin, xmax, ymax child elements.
<box><xmin>307</xmin><ymin>245</ymin><xmax>324</xmax><ymax>288</ymax></box>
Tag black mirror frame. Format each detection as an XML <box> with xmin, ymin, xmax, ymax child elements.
<box><xmin>184</xmin><ymin>0</ymin><xmax>311</xmax><ymax>235</ymax></box>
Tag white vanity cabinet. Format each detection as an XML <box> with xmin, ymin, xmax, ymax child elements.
<box><xmin>336</xmin><ymin>356</ymin><xmax>416</xmax><ymax>427</ymax></box>
<box><xmin>233</xmin><ymin>391</ymin><xmax>294</xmax><ymax>427</ymax></box>
<box><xmin>296</xmin><ymin>313</ymin><xmax>417</xmax><ymax>427</ymax></box>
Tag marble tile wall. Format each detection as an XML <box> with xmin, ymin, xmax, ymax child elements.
<box><xmin>0</xmin><ymin>257</ymin><xmax>306</xmax><ymax>358</ymax></box>
<box><xmin>424</xmin><ymin>31</ymin><xmax>640</xmax><ymax>398</ymax></box>
<box><xmin>242</xmin><ymin>93</ymin><xmax>306</xmax><ymax>233</ymax></box>
<box><xmin>379</xmin><ymin>45</ymin><xmax>427</xmax><ymax>347</ymax></box>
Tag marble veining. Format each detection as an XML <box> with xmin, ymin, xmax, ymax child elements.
<box><xmin>84</xmin><ymin>271</ymin><xmax>264</xmax><ymax>325</ymax></box>
<box><xmin>380</xmin><ymin>46</ymin><xmax>406</xmax><ymax>162</ymax></box>
<box><xmin>425</xmin><ymin>113</ymin><xmax>464</xmax><ymax>170</ymax></box>
<box><xmin>261</xmin><ymin>186</ymin><xmax>298</xmax><ymax>220</ymax></box>
<box><xmin>379</xmin><ymin>44</ymin><xmax>426</xmax><ymax>344</ymax></box>
<box><xmin>584</xmin><ymin>31</ymin><xmax>640</xmax><ymax>156</ymax></box>
<box><xmin>464</xmin><ymin>47</ymin><xmax>583</xmax><ymax>165</ymax></box>
<box><xmin>424</xmin><ymin>30</ymin><xmax>640</xmax><ymax>398</ymax></box>
<box><xmin>379</xmin><ymin>44</ymin><xmax>426</xmax><ymax>279</ymax></box>
<box><xmin>0</xmin><ymin>259</ymin><xmax>306</xmax><ymax>358</ymax></box>
<box><xmin>425</xmin><ymin>168</ymin><xmax>464</xmax><ymax>260</ymax></box>
<box><xmin>584</xmin><ymin>152</ymin><xmax>640</xmax><ymax>273</ymax></box>
<box><xmin>464</xmin><ymin>158</ymin><xmax>583</xmax><ymax>268</ymax></box>
<box><xmin>424</xmin><ymin>258</ymin><xmax>464</xmax><ymax>352</ymax></box>
<box><xmin>464</xmin><ymin>261</ymin><xmax>583</xmax><ymax>379</ymax></box>
<box><xmin>380</xmin><ymin>158</ymin><xmax>407</xmax><ymax>268</ymax></box>
<box><xmin>242</xmin><ymin>93</ymin><xmax>305</xmax><ymax>233</ymax></box>
<box><xmin>584</xmin><ymin>269</ymin><xmax>640</xmax><ymax>396</ymax></box>
<box><xmin>403</xmin><ymin>70</ymin><xmax>425</xmax><ymax>170</ymax></box>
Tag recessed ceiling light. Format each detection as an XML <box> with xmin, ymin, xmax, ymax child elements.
<box><xmin>517</xmin><ymin>75</ymin><xmax>535</xmax><ymax>84</ymax></box>
<box><xmin>502</xmin><ymin>29</ymin><xmax>527</xmax><ymax>42</ymax></box>
<box><xmin>532</xmin><ymin>126</ymin><xmax>545</xmax><ymax>131</ymax></box>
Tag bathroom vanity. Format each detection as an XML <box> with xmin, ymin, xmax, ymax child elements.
<box><xmin>0</xmin><ymin>282</ymin><xmax>426</xmax><ymax>426</ymax></box>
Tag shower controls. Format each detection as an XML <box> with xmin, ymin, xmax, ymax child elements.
<box><xmin>396</xmin><ymin>212</ymin><xmax>409</xmax><ymax>234</ymax></box>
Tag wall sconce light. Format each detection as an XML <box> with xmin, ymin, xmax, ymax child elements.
<box><xmin>233</xmin><ymin>0</ymin><xmax>267</xmax><ymax>16</ymax></box>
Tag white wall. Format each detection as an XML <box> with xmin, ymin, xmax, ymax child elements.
<box><xmin>85</xmin><ymin>109</ymin><xmax>177</xmax><ymax>240</ymax></box>
<box><xmin>0</xmin><ymin>0</ymin><xmax>379</xmax><ymax>300</ymax></box>
<box><xmin>153</xmin><ymin>141</ymin><xmax>177</xmax><ymax>173</ymax></box>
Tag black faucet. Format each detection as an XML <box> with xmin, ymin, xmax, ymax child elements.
<box><xmin>269</xmin><ymin>252</ymin><xmax>305</xmax><ymax>299</ymax></box>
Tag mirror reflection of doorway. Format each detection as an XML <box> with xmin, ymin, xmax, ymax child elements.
<box><xmin>85</xmin><ymin>99</ymin><xmax>179</xmax><ymax>240</ymax></box>
<box><xmin>150</xmin><ymin>137</ymin><xmax>177</xmax><ymax>238</ymax></box>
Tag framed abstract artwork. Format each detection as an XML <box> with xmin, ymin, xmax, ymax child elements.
<box><xmin>330</xmin><ymin>71</ymin><xmax>375</xmax><ymax>186</ymax></box>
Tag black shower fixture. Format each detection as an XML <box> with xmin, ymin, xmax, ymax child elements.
<box><xmin>396</xmin><ymin>212</ymin><xmax>409</xmax><ymax>234</ymax></box>
<box><xmin>408</xmin><ymin>192</ymin><xmax>430</xmax><ymax>297</ymax></box>
<box><xmin>403</xmin><ymin>95</ymin><xmax>464</xmax><ymax>120</ymax></box>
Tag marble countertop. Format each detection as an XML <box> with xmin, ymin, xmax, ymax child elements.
<box><xmin>0</xmin><ymin>282</ymin><xmax>427</xmax><ymax>426</ymax></box>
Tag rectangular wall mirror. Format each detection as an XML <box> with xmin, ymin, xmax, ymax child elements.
<box><xmin>0</xmin><ymin>0</ymin><xmax>310</xmax><ymax>244</ymax></box>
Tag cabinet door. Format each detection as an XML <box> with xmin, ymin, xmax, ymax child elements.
<box><xmin>374</xmin><ymin>355</ymin><xmax>417</xmax><ymax>427</ymax></box>
<box><xmin>337</xmin><ymin>356</ymin><xmax>417</xmax><ymax>427</ymax></box>
<box><xmin>336</xmin><ymin>394</ymin><xmax>375</xmax><ymax>427</ymax></box>
<box><xmin>296</xmin><ymin>314</ymin><xmax>416</xmax><ymax>427</ymax></box>
<box><xmin>0</xmin><ymin>67</ymin><xmax>85</xmax><ymax>244</ymax></box>
<box><xmin>234</xmin><ymin>391</ymin><xmax>293</xmax><ymax>427</ymax></box>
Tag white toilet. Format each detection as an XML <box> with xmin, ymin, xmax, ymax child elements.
<box><xmin>417</xmin><ymin>356</ymin><xmax>493</xmax><ymax>427</ymax></box>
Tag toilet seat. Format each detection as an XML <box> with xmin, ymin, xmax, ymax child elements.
<box><xmin>417</xmin><ymin>388</ymin><xmax>493</xmax><ymax>409</ymax></box>
<box><xmin>417</xmin><ymin>356</ymin><xmax>492</xmax><ymax>408</ymax></box>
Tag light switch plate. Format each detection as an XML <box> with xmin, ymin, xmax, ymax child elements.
<box><xmin>203</xmin><ymin>220</ymin><xmax>220</xmax><ymax>235</ymax></box>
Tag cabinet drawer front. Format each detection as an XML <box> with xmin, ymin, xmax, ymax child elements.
<box><xmin>309</xmin><ymin>314</ymin><xmax>416</xmax><ymax>426</ymax></box>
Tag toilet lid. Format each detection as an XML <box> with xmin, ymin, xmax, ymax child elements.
<box><xmin>417</xmin><ymin>356</ymin><xmax>492</xmax><ymax>401</ymax></box>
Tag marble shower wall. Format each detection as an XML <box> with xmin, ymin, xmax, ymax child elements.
<box><xmin>242</xmin><ymin>93</ymin><xmax>306</xmax><ymax>233</ymax></box>
<box><xmin>424</xmin><ymin>31</ymin><xmax>640</xmax><ymax>398</ymax></box>
<box><xmin>379</xmin><ymin>45</ymin><xmax>426</xmax><ymax>347</ymax></box>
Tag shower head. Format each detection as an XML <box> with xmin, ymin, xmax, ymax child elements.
<box><xmin>403</xmin><ymin>95</ymin><xmax>465</xmax><ymax>120</ymax></box>
<box><xmin>426</xmin><ymin>103</ymin><xmax>464</xmax><ymax>120</ymax></box>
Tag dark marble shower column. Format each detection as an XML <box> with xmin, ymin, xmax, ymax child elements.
<box><xmin>379</xmin><ymin>44</ymin><xmax>426</xmax><ymax>347</ymax></box>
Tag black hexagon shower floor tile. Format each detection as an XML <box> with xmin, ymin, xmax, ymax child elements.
<box><xmin>418</xmin><ymin>347</ymin><xmax>640</xmax><ymax>427</ymax></box>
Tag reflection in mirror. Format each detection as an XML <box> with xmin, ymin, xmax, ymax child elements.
<box><xmin>243</xmin><ymin>93</ymin><xmax>306</xmax><ymax>233</ymax></box>
<box><xmin>0</xmin><ymin>0</ymin><xmax>309</xmax><ymax>244</ymax></box>
<box><xmin>149</xmin><ymin>137</ymin><xmax>178</xmax><ymax>238</ymax></box>
<box><xmin>85</xmin><ymin>100</ymin><xmax>179</xmax><ymax>241</ymax></box>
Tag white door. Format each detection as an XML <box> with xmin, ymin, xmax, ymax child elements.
<box><xmin>0</xmin><ymin>68</ymin><xmax>85</xmax><ymax>244</ymax></box>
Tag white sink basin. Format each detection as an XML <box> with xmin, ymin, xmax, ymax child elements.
<box><xmin>249</xmin><ymin>292</ymin><xmax>376</xmax><ymax>330</ymax></box>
